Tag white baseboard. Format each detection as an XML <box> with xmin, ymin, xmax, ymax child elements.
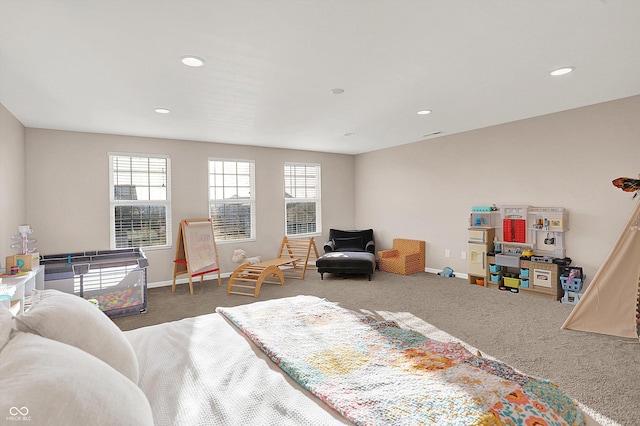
<box><xmin>148</xmin><ymin>271</ymin><xmax>233</xmax><ymax>289</ymax></box>
<box><xmin>149</xmin><ymin>268</ymin><xmax>468</xmax><ymax>288</ymax></box>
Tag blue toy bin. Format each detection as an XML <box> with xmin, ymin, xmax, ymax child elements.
<box><xmin>520</xmin><ymin>279</ymin><xmax>529</xmax><ymax>288</ymax></box>
<box><xmin>490</xmin><ymin>273</ymin><xmax>501</xmax><ymax>283</ymax></box>
<box><xmin>489</xmin><ymin>264</ymin><xmax>501</xmax><ymax>273</ymax></box>
<box><xmin>560</xmin><ymin>277</ymin><xmax>582</xmax><ymax>292</ymax></box>
<box><xmin>520</xmin><ymin>268</ymin><xmax>529</xmax><ymax>277</ymax></box>
<box><xmin>560</xmin><ymin>267</ymin><xmax>584</xmax><ymax>293</ymax></box>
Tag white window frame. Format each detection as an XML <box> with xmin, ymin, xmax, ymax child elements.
<box><xmin>109</xmin><ymin>153</ymin><xmax>172</xmax><ymax>250</ymax></box>
<box><xmin>208</xmin><ymin>158</ymin><xmax>256</xmax><ymax>243</ymax></box>
<box><xmin>284</xmin><ymin>162</ymin><xmax>321</xmax><ymax>237</ymax></box>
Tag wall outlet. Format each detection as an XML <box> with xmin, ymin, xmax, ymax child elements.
<box><xmin>461</xmin><ymin>251</ymin><xmax>467</xmax><ymax>260</ymax></box>
<box><xmin>445</xmin><ymin>249</ymin><xmax>450</xmax><ymax>258</ymax></box>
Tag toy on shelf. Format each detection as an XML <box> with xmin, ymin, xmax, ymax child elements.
<box><xmin>471</xmin><ymin>206</ymin><xmax>493</xmax><ymax>212</ymax></box>
<box><xmin>5</xmin><ymin>225</ymin><xmax>39</xmax><ymax>274</ymax></box>
<box><xmin>10</xmin><ymin>225</ymin><xmax>37</xmax><ymax>255</ymax></box>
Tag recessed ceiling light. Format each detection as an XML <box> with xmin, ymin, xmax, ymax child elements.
<box><xmin>550</xmin><ymin>66</ymin><xmax>574</xmax><ymax>76</ymax></box>
<box><xmin>181</xmin><ymin>56</ymin><xmax>205</xmax><ymax>67</ymax></box>
<box><xmin>330</xmin><ymin>88</ymin><xmax>344</xmax><ymax>95</ymax></box>
<box><xmin>154</xmin><ymin>108</ymin><xmax>170</xmax><ymax>114</ymax></box>
<box><xmin>417</xmin><ymin>110</ymin><xmax>432</xmax><ymax>115</ymax></box>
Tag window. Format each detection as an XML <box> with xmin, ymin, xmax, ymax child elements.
<box><xmin>284</xmin><ymin>163</ymin><xmax>321</xmax><ymax>236</ymax></box>
<box><xmin>208</xmin><ymin>159</ymin><xmax>255</xmax><ymax>241</ymax></box>
<box><xmin>109</xmin><ymin>154</ymin><xmax>171</xmax><ymax>249</ymax></box>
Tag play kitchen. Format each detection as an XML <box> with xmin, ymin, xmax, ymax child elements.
<box><xmin>468</xmin><ymin>205</ymin><xmax>581</xmax><ymax>301</ymax></box>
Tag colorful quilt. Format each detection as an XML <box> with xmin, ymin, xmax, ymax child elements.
<box><xmin>217</xmin><ymin>296</ymin><xmax>586</xmax><ymax>426</ymax></box>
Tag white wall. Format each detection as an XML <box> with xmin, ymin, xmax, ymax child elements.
<box><xmin>24</xmin><ymin>129</ymin><xmax>355</xmax><ymax>284</ymax></box>
<box><xmin>8</xmin><ymin>94</ymin><xmax>640</xmax><ymax>288</ymax></box>
<box><xmin>355</xmin><ymin>95</ymin><xmax>640</xmax><ymax>287</ymax></box>
<box><xmin>0</xmin><ymin>104</ymin><xmax>26</xmax><ymax>263</ymax></box>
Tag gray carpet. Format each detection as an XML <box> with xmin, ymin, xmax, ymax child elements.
<box><xmin>114</xmin><ymin>270</ymin><xmax>640</xmax><ymax>425</ymax></box>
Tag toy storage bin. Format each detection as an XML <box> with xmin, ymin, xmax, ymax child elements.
<box><xmin>560</xmin><ymin>266</ymin><xmax>584</xmax><ymax>292</ymax></box>
<box><xmin>520</xmin><ymin>268</ymin><xmax>529</xmax><ymax>278</ymax></box>
<box><xmin>490</xmin><ymin>273</ymin><xmax>501</xmax><ymax>283</ymax></box>
<box><xmin>489</xmin><ymin>264</ymin><xmax>501</xmax><ymax>273</ymax></box>
<box><xmin>520</xmin><ymin>279</ymin><xmax>529</xmax><ymax>288</ymax></box>
<box><xmin>560</xmin><ymin>277</ymin><xmax>582</xmax><ymax>293</ymax></box>
<box><xmin>503</xmin><ymin>277</ymin><xmax>520</xmax><ymax>288</ymax></box>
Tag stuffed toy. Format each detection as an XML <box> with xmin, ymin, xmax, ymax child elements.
<box><xmin>231</xmin><ymin>249</ymin><xmax>262</xmax><ymax>264</ymax></box>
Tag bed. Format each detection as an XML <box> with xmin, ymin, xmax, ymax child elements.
<box><xmin>1</xmin><ymin>291</ymin><xmax>594</xmax><ymax>425</ymax></box>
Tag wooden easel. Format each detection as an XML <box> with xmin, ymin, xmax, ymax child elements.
<box><xmin>172</xmin><ymin>218</ymin><xmax>221</xmax><ymax>295</ymax></box>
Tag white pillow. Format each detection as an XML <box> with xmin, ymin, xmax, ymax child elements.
<box><xmin>0</xmin><ymin>331</ymin><xmax>153</xmax><ymax>426</ymax></box>
<box><xmin>14</xmin><ymin>289</ymin><xmax>139</xmax><ymax>383</ymax></box>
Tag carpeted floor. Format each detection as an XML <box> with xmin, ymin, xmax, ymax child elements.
<box><xmin>114</xmin><ymin>270</ymin><xmax>640</xmax><ymax>426</ymax></box>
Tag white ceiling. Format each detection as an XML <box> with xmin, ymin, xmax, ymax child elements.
<box><xmin>1</xmin><ymin>0</ymin><xmax>639</xmax><ymax>155</ymax></box>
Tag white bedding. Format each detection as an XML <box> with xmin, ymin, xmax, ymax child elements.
<box><xmin>125</xmin><ymin>312</ymin><xmax>350</xmax><ymax>426</ymax></box>
<box><xmin>125</xmin><ymin>307</ymin><xmax>601</xmax><ymax>426</ymax></box>
<box><xmin>1</xmin><ymin>289</ymin><xmax>601</xmax><ymax>425</ymax></box>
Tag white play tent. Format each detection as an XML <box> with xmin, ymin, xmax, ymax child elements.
<box><xmin>562</xmin><ymin>201</ymin><xmax>640</xmax><ymax>339</ymax></box>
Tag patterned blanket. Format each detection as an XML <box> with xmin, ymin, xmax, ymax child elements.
<box><xmin>217</xmin><ymin>296</ymin><xmax>585</xmax><ymax>426</ymax></box>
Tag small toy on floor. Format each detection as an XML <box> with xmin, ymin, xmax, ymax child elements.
<box><xmin>232</xmin><ymin>249</ymin><xmax>263</xmax><ymax>264</ymax></box>
<box><xmin>438</xmin><ymin>267</ymin><xmax>454</xmax><ymax>278</ymax></box>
